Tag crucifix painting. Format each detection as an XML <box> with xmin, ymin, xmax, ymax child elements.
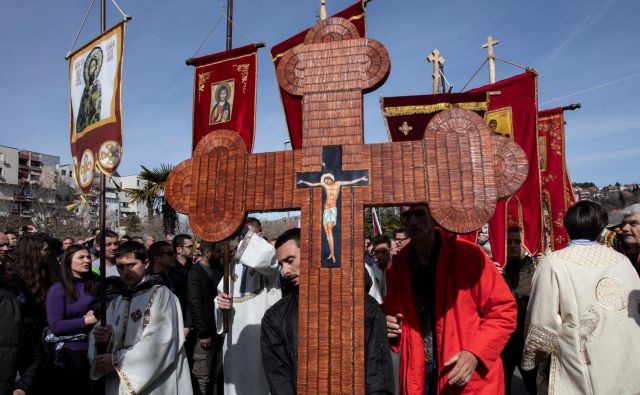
<box><xmin>296</xmin><ymin>145</ymin><xmax>368</xmax><ymax>267</ymax></box>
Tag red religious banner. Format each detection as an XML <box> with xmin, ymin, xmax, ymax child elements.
<box><xmin>191</xmin><ymin>43</ymin><xmax>258</xmax><ymax>152</ymax></box>
<box><xmin>271</xmin><ymin>1</ymin><xmax>365</xmax><ymax>149</ymax></box>
<box><xmin>380</xmin><ymin>92</ymin><xmax>488</xmax><ymax>142</ymax></box>
<box><xmin>470</xmin><ymin>71</ymin><xmax>543</xmax><ymax>265</ymax></box>
<box><xmin>380</xmin><ymin>92</ymin><xmax>488</xmax><ymax>244</ymax></box>
<box><xmin>538</xmin><ymin>107</ymin><xmax>575</xmax><ymax>251</ymax></box>
<box><xmin>68</xmin><ymin>22</ymin><xmax>126</xmax><ymax>194</ymax></box>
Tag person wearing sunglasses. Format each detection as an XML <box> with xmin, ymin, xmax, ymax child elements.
<box><xmin>383</xmin><ymin>205</ymin><xmax>516</xmax><ymax>395</ymax></box>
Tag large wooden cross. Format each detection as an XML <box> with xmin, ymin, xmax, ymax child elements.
<box><xmin>166</xmin><ymin>17</ymin><xmax>527</xmax><ymax>394</ymax></box>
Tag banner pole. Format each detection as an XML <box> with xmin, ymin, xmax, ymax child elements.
<box><xmin>226</xmin><ymin>0</ymin><xmax>233</xmax><ymax>51</ymax></box>
<box><xmin>222</xmin><ymin>0</ymin><xmax>233</xmax><ymax>334</ymax></box>
<box><xmin>222</xmin><ymin>242</ymin><xmax>230</xmax><ymax>333</ymax></box>
<box><xmin>98</xmin><ymin>0</ymin><xmax>107</xmax><ymax>328</ymax></box>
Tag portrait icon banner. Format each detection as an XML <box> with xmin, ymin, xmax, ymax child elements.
<box><xmin>191</xmin><ymin>43</ymin><xmax>258</xmax><ymax>152</ymax></box>
<box><xmin>68</xmin><ymin>21</ymin><xmax>126</xmax><ymax>194</ymax></box>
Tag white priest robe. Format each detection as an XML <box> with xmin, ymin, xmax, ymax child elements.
<box><xmin>89</xmin><ymin>281</ymin><xmax>193</xmax><ymax>395</ymax></box>
<box><xmin>522</xmin><ymin>242</ymin><xmax>640</xmax><ymax>395</ymax></box>
<box><xmin>215</xmin><ymin>230</ymin><xmax>281</xmax><ymax>395</ymax></box>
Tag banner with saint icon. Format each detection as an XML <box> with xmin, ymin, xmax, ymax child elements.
<box><xmin>68</xmin><ymin>22</ymin><xmax>126</xmax><ymax>194</ymax></box>
<box><xmin>538</xmin><ymin>107</ymin><xmax>575</xmax><ymax>251</ymax></box>
<box><xmin>191</xmin><ymin>43</ymin><xmax>258</xmax><ymax>152</ymax></box>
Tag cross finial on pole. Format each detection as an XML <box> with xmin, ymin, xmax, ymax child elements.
<box><xmin>427</xmin><ymin>49</ymin><xmax>445</xmax><ymax>94</ymax></box>
<box><xmin>482</xmin><ymin>35</ymin><xmax>500</xmax><ymax>83</ymax></box>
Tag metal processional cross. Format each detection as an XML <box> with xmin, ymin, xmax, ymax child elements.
<box><xmin>427</xmin><ymin>48</ymin><xmax>445</xmax><ymax>94</ymax></box>
<box><xmin>483</xmin><ymin>35</ymin><xmax>500</xmax><ymax>83</ymax></box>
<box><xmin>166</xmin><ymin>17</ymin><xmax>527</xmax><ymax>394</ymax></box>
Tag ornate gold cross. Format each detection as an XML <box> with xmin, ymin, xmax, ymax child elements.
<box><xmin>398</xmin><ymin>121</ymin><xmax>413</xmax><ymax>136</ymax></box>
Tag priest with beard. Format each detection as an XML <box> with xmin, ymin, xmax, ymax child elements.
<box><xmin>260</xmin><ymin>228</ymin><xmax>394</xmax><ymax>395</ymax></box>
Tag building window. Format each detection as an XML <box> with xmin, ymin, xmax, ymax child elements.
<box><xmin>61</xmin><ymin>170</ymin><xmax>66</xmax><ymax>176</ymax></box>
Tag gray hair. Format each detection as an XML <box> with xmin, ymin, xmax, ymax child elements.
<box><xmin>143</xmin><ymin>234</ymin><xmax>155</xmax><ymax>242</ymax></box>
<box><xmin>622</xmin><ymin>203</ymin><xmax>640</xmax><ymax>217</ymax></box>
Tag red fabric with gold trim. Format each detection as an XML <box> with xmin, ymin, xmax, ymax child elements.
<box><xmin>470</xmin><ymin>72</ymin><xmax>543</xmax><ymax>265</ymax></box>
<box><xmin>191</xmin><ymin>43</ymin><xmax>258</xmax><ymax>152</ymax></box>
<box><xmin>538</xmin><ymin>107</ymin><xmax>575</xmax><ymax>251</ymax></box>
<box><xmin>68</xmin><ymin>22</ymin><xmax>126</xmax><ymax>194</ymax></box>
<box><xmin>380</xmin><ymin>92</ymin><xmax>488</xmax><ymax>243</ymax></box>
<box><xmin>380</xmin><ymin>92</ymin><xmax>488</xmax><ymax>142</ymax></box>
<box><xmin>271</xmin><ymin>1</ymin><xmax>366</xmax><ymax>150</ymax></box>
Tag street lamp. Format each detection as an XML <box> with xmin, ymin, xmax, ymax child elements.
<box><xmin>284</xmin><ymin>140</ymin><xmax>290</xmax><ymax>150</ymax></box>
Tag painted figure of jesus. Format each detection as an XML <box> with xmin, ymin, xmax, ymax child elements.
<box><xmin>298</xmin><ymin>173</ymin><xmax>368</xmax><ymax>263</ymax></box>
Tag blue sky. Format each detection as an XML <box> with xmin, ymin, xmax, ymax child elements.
<box><xmin>1</xmin><ymin>0</ymin><xmax>638</xmax><ymax>186</ymax></box>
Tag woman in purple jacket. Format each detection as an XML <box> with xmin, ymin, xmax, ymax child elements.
<box><xmin>45</xmin><ymin>244</ymin><xmax>98</xmax><ymax>394</ymax></box>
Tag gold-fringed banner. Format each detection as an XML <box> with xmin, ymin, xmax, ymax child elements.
<box><xmin>190</xmin><ymin>43</ymin><xmax>258</xmax><ymax>152</ymax></box>
<box><xmin>380</xmin><ymin>92</ymin><xmax>487</xmax><ymax>142</ymax></box>
<box><xmin>68</xmin><ymin>22</ymin><xmax>126</xmax><ymax>194</ymax></box>
<box><xmin>538</xmin><ymin>107</ymin><xmax>575</xmax><ymax>251</ymax></box>
<box><xmin>470</xmin><ymin>71</ymin><xmax>543</xmax><ymax>265</ymax></box>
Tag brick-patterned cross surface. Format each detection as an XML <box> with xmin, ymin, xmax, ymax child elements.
<box><xmin>165</xmin><ymin>17</ymin><xmax>527</xmax><ymax>395</ymax></box>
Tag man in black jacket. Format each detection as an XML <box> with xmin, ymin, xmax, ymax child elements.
<box><xmin>188</xmin><ymin>241</ymin><xmax>223</xmax><ymax>395</ymax></box>
<box><xmin>260</xmin><ymin>228</ymin><xmax>394</xmax><ymax>395</ymax></box>
<box><xmin>502</xmin><ymin>226</ymin><xmax>537</xmax><ymax>395</ymax></box>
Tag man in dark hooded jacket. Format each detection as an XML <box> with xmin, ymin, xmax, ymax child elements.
<box><xmin>260</xmin><ymin>228</ymin><xmax>393</xmax><ymax>395</ymax></box>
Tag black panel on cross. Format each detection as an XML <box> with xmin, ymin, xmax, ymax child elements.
<box><xmin>296</xmin><ymin>145</ymin><xmax>369</xmax><ymax>268</ymax></box>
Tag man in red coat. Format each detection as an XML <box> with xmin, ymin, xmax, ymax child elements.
<box><xmin>383</xmin><ymin>205</ymin><xmax>516</xmax><ymax>394</ymax></box>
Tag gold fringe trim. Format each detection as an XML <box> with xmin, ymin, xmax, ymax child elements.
<box><xmin>382</xmin><ymin>101</ymin><xmax>487</xmax><ymax>117</ymax></box>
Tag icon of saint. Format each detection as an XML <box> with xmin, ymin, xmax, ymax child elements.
<box><xmin>210</xmin><ymin>83</ymin><xmax>232</xmax><ymax>124</ymax></box>
<box><xmin>76</xmin><ymin>47</ymin><xmax>103</xmax><ymax>134</ymax></box>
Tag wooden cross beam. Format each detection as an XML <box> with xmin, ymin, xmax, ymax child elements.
<box><xmin>166</xmin><ymin>17</ymin><xmax>527</xmax><ymax>394</ymax></box>
<box><xmin>482</xmin><ymin>35</ymin><xmax>500</xmax><ymax>83</ymax></box>
<box><xmin>427</xmin><ymin>48</ymin><xmax>445</xmax><ymax>94</ymax></box>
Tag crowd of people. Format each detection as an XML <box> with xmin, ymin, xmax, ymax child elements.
<box><xmin>0</xmin><ymin>201</ymin><xmax>639</xmax><ymax>395</ymax></box>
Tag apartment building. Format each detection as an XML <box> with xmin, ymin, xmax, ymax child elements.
<box><xmin>0</xmin><ymin>145</ymin><xmax>60</xmax><ymax>221</ymax></box>
<box><xmin>2</xmin><ymin>144</ymin><xmax>153</xmax><ymax>233</ymax></box>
